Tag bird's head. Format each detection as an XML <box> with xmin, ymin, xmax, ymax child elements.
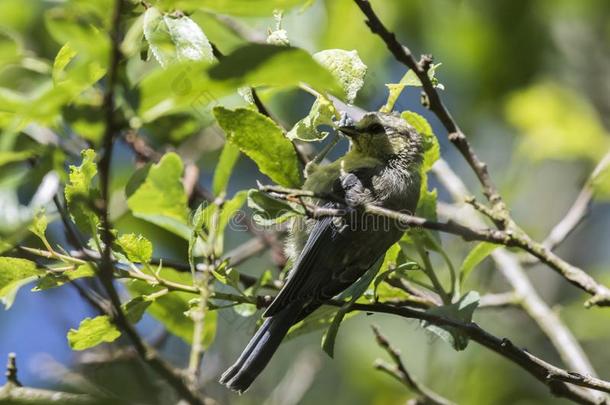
<box><xmin>338</xmin><ymin>112</ymin><xmax>423</xmax><ymax>166</ymax></box>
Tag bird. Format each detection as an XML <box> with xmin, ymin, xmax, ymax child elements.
<box><xmin>220</xmin><ymin>111</ymin><xmax>424</xmax><ymax>393</ymax></box>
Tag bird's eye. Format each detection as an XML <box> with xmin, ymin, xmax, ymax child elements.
<box><xmin>368</xmin><ymin>123</ymin><xmax>384</xmax><ymax>133</ymax></box>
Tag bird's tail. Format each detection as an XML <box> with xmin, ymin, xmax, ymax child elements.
<box><xmin>219</xmin><ymin>303</ymin><xmax>299</xmax><ymax>393</ymax></box>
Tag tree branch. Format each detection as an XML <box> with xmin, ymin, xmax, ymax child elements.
<box><xmin>352</xmin><ymin>0</ymin><xmax>503</xmax><ymax>210</ymax></box>
<box><xmin>343</xmin><ymin>302</ymin><xmax>610</xmax><ymax>404</ymax></box>
<box><xmin>538</xmin><ymin>150</ymin><xmax>610</xmax><ymax>252</ymax></box>
<box><xmin>94</xmin><ymin>2</ymin><xmax>207</xmax><ymax>404</ymax></box>
<box><xmin>371</xmin><ymin>326</ymin><xmax>456</xmax><ymax>405</ymax></box>
<box><xmin>262</xmin><ymin>184</ymin><xmax>610</xmax><ymax>306</ymax></box>
<box><xmin>433</xmin><ymin>160</ymin><xmax>606</xmax><ymax>402</ymax></box>
<box><xmin>0</xmin><ymin>354</ymin><xmax>96</xmax><ymax>404</ymax></box>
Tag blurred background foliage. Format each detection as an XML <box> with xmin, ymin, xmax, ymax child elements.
<box><xmin>1</xmin><ymin>0</ymin><xmax>610</xmax><ymax>404</ymax></box>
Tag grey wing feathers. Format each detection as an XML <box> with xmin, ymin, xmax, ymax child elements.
<box><xmin>262</xmin><ymin>213</ymin><xmax>337</xmax><ymax>317</ymax></box>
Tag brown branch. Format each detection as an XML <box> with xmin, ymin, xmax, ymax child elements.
<box><xmin>371</xmin><ymin>326</ymin><xmax>456</xmax><ymax>405</ymax></box>
<box><xmin>0</xmin><ymin>354</ymin><xmax>96</xmax><ymax>404</ymax></box>
<box><xmin>19</xmin><ymin>237</ymin><xmax>610</xmax><ymax>405</ymax></box>
<box><xmin>352</xmin><ymin>0</ymin><xmax>503</xmax><ymax>211</ymax></box>
<box><xmin>343</xmin><ymin>302</ymin><xmax>610</xmax><ymax>404</ymax></box>
<box><xmin>94</xmin><ymin>2</ymin><xmax>206</xmax><ymax>404</ymax></box>
<box><xmin>263</xmin><ymin>184</ymin><xmax>610</xmax><ymax>306</ymax></box>
<box><xmin>434</xmin><ymin>162</ymin><xmax>605</xmax><ymax>402</ymax></box>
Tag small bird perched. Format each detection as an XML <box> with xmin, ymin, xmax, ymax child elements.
<box><xmin>220</xmin><ymin>111</ymin><xmax>424</xmax><ymax>393</ymax></box>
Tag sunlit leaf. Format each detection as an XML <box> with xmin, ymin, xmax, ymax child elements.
<box><xmin>592</xmin><ymin>164</ymin><xmax>610</xmax><ymax>201</ymax></box>
<box><xmin>287</xmin><ymin>96</ymin><xmax>338</xmax><ymax>142</ymax></box>
<box><xmin>505</xmin><ymin>83</ymin><xmax>610</xmax><ymax>162</ymax></box>
<box><xmin>0</xmin><ymin>257</ymin><xmax>43</xmax><ymax>309</ymax></box>
<box><xmin>214</xmin><ymin>107</ymin><xmax>302</xmax><ymax>187</ymax></box>
<box><xmin>212</xmin><ymin>142</ymin><xmax>240</xmax><ymax>196</ymax></box>
<box><xmin>52</xmin><ymin>42</ymin><xmax>77</xmax><ymax>84</ymax></box>
<box><xmin>67</xmin><ymin>316</ymin><xmax>121</xmax><ymax>351</ymax></box>
<box><xmin>115</xmin><ymin>233</ymin><xmax>153</xmax><ymax>264</ymax></box>
<box><xmin>459</xmin><ymin>242</ymin><xmax>499</xmax><ymax>284</ymax></box>
<box><xmin>313</xmin><ymin>49</ymin><xmax>367</xmax><ymax>103</ymax></box>
<box><xmin>34</xmin><ymin>264</ymin><xmax>96</xmax><ymax>291</ymax></box>
<box><xmin>127</xmin><ymin>153</ymin><xmax>190</xmax><ymax>239</ymax></box>
<box><xmin>382</xmin><ymin>64</ymin><xmax>444</xmax><ymax>112</ymax></box>
<box><xmin>128</xmin><ymin>267</ymin><xmax>199</xmax><ymax>344</ymax></box>
<box><xmin>0</xmin><ymin>150</ymin><xmax>34</xmax><ymax>167</ymax></box>
<box><xmin>64</xmin><ymin>149</ymin><xmax>100</xmax><ymax>233</ymax></box>
<box><xmin>208</xmin><ymin>44</ymin><xmax>341</xmax><ymax>97</ymax></box>
<box><xmin>402</xmin><ymin>111</ymin><xmax>439</xmax><ymax>174</ymax></box>
<box><xmin>143</xmin><ymin>7</ymin><xmax>215</xmax><ymax>68</ymax></box>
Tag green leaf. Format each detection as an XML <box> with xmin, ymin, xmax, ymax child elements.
<box><xmin>373</xmin><ymin>244</ymin><xmax>403</xmax><ymax>299</ymax></box>
<box><xmin>212</xmin><ymin>143</ymin><xmax>240</xmax><ymax>196</ymax></box>
<box><xmin>382</xmin><ymin>65</ymin><xmax>444</xmax><ymax>112</ymax></box>
<box><xmin>208</xmin><ymin>44</ymin><xmax>341</xmax><ymax>97</ymax></box>
<box><xmin>505</xmin><ymin>82</ymin><xmax>610</xmax><ymax>162</ymax></box>
<box><xmin>127</xmin><ymin>267</ymin><xmax>198</xmax><ymax>344</ymax></box>
<box><xmin>212</xmin><ymin>266</ymin><xmax>240</xmax><ymax>290</ymax></box>
<box><xmin>28</xmin><ymin>209</ymin><xmax>48</xmax><ymax>242</ymax></box>
<box><xmin>65</xmin><ymin>149</ymin><xmax>100</xmax><ymax>233</ymax></box>
<box><xmin>153</xmin><ymin>0</ymin><xmax>308</xmax><ymax>15</ymax></box>
<box><xmin>0</xmin><ymin>257</ymin><xmax>43</xmax><ymax>309</ymax></box>
<box><xmin>202</xmin><ymin>309</ymin><xmax>218</xmax><ymax>349</ymax></box>
<box><xmin>115</xmin><ymin>233</ymin><xmax>153</xmax><ymax>264</ymax></box>
<box><xmin>137</xmin><ymin>60</ymin><xmax>214</xmax><ymax>122</ymax></box>
<box><xmin>127</xmin><ymin>153</ymin><xmax>190</xmax><ymax>239</ymax></box>
<box><xmin>416</xmin><ymin>188</ymin><xmax>437</xmax><ymax>221</ymax></box>
<box><xmin>52</xmin><ymin>42</ymin><xmax>77</xmax><ymax>84</ymax></box>
<box><xmin>313</xmin><ymin>49</ymin><xmax>367</xmax><ymax>103</ymax></box>
<box><xmin>143</xmin><ymin>7</ymin><xmax>215</xmax><ymax>68</ymax></box>
<box><xmin>214</xmin><ymin>191</ymin><xmax>248</xmax><ymax>255</ymax></box>
<box><xmin>287</xmin><ymin>96</ymin><xmax>338</xmax><ymax>141</ymax></box>
<box><xmin>287</xmin><ymin>306</ymin><xmax>358</xmax><ymax>341</ymax></box>
<box><xmin>67</xmin><ymin>316</ymin><xmax>121</xmax><ymax>351</ymax></box>
<box><xmin>459</xmin><ymin>242</ymin><xmax>500</xmax><ymax>284</ymax></box>
<box><xmin>34</xmin><ymin>264</ymin><xmax>96</xmax><ymax>291</ymax></box>
<box><xmin>123</xmin><ymin>296</ymin><xmax>152</xmax><ymax>324</ymax></box>
<box><xmin>0</xmin><ymin>29</ymin><xmax>22</xmax><ymax>66</ymax></box>
<box><xmin>423</xmin><ymin>291</ymin><xmax>480</xmax><ymax>351</ymax></box>
<box><xmin>138</xmin><ymin>44</ymin><xmax>340</xmax><ymax>122</ymax></box>
<box><xmin>214</xmin><ymin>107</ymin><xmax>302</xmax><ymax>187</ymax></box>
<box><xmin>402</xmin><ymin>111</ymin><xmax>439</xmax><ymax>174</ymax></box>
<box><xmin>592</xmin><ymin>164</ymin><xmax>610</xmax><ymax>201</ymax></box>
<box><xmin>0</xmin><ymin>150</ymin><xmax>34</xmax><ymax>167</ymax></box>
<box><xmin>247</xmin><ymin>189</ymin><xmax>303</xmax><ymax>226</ymax></box>
<box><xmin>322</xmin><ymin>255</ymin><xmax>384</xmax><ymax>358</ymax></box>
<box><xmin>234</xmin><ymin>303</ymin><xmax>257</xmax><ymax>317</ymax></box>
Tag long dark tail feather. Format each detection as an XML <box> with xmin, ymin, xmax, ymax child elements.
<box><xmin>220</xmin><ymin>304</ymin><xmax>299</xmax><ymax>393</ymax></box>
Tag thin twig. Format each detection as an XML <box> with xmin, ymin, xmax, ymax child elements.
<box><xmin>371</xmin><ymin>326</ymin><xmax>456</xmax><ymax>405</ymax></box>
<box><xmin>16</xmin><ymin>239</ymin><xmax>610</xmax><ymax>404</ymax></box>
<box><xmin>539</xmin><ymin>150</ymin><xmax>610</xmax><ymax>252</ymax></box>
<box><xmin>352</xmin><ymin>0</ymin><xmax>504</xmax><ymax>211</ymax></box>
<box><xmin>5</xmin><ymin>353</ymin><xmax>20</xmax><ymax>387</ymax></box>
<box><xmin>344</xmin><ymin>302</ymin><xmax>610</xmax><ymax>404</ymax></box>
<box><xmin>262</xmin><ymin>184</ymin><xmax>610</xmax><ymax>306</ymax></box>
<box><xmin>434</xmin><ymin>161</ymin><xmax>605</xmax><ymax>402</ymax></box>
<box><xmin>95</xmin><ymin>2</ymin><xmax>206</xmax><ymax>404</ymax></box>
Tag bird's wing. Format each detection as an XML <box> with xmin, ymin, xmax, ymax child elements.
<box><xmin>262</xmin><ymin>208</ymin><xmax>340</xmax><ymax>317</ymax></box>
<box><xmin>263</xmin><ymin>170</ymin><xmax>384</xmax><ymax>317</ymax></box>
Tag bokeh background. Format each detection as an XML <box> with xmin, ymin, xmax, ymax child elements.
<box><xmin>1</xmin><ymin>0</ymin><xmax>610</xmax><ymax>404</ymax></box>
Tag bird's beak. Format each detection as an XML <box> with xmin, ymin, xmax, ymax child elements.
<box><xmin>338</xmin><ymin>125</ymin><xmax>359</xmax><ymax>138</ymax></box>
